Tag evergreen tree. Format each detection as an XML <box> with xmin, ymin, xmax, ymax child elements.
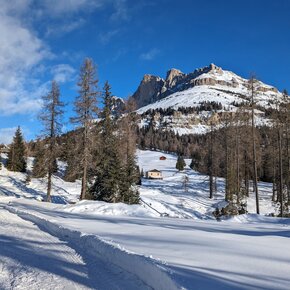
<box><xmin>89</xmin><ymin>82</ymin><xmax>139</xmax><ymax>204</ymax></box>
<box><xmin>190</xmin><ymin>151</ymin><xmax>202</xmax><ymax>170</ymax></box>
<box><xmin>7</xmin><ymin>127</ymin><xmax>26</xmax><ymax>172</ymax></box>
<box><xmin>32</xmin><ymin>141</ymin><xmax>47</xmax><ymax>178</ymax></box>
<box><xmin>63</xmin><ymin>132</ymin><xmax>83</xmax><ymax>182</ymax></box>
<box><xmin>90</xmin><ymin>81</ymin><xmax>121</xmax><ymax>201</ymax></box>
<box><xmin>176</xmin><ymin>155</ymin><xmax>186</xmax><ymax>171</ymax></box>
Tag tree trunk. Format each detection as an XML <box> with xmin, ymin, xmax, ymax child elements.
<box><xmin>209</xmin><ymin>123</ymin><xmax>214</xmax><ymax>199</ymax></box>
<box><xmin>278</xmin><ymin>127</ymin><xmax>284</xmax><ymax>217</ymax></box>
<box><xmin>236</xmin><ymin>130</ymin><xmax>240</xmax><ymax>204</ymax></box>
<box><xmin>47</xmin><ymin>171</ymin><xmax>52</xmax><ymax>202</ymax></box>
<box><xmin>81</xmin><ymin>168</ymin><xmax>87</xmax><ymax>200</ymax></box>
<box><xmin>251</xmin><ymin>78</ymin><xmax>260</xmax><ymax>214</ymax></box>
<box><xmin>272</xmin><ymin>144</ymin><xmax>277</xmax><ymax>202</ymax></box>
<box><xmin>80</xmin><ymin>124</ymin><xmax>88</xmax><ymax>200</ymax></box>
<box><xmin>286</xmin><ymin>125</ymin><xmax>290</xmax><ymax>207</ymax></box>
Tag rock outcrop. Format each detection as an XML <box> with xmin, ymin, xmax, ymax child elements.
<box><xmin>132</xmin><ymin>75</ymin><xmax>165</xmax><ymax>108</ymax></box>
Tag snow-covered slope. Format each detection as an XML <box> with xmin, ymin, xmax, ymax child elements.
<box><xmin>135</xmin><ymin>64</ymin><xmax>285</xmax><ymax>135</ymax></box>
<box><xmin>0</xmin><ymin>150</ymin><xmax>278</xmax><ymax>218</ymax></box>
<box><xmin>0</xmin><ymin>150</ymin><xmax>289</xmax><ymax>289</ymax></box>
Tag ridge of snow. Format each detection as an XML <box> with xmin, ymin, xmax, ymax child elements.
<box><xmin>5</xmin><ymin>203</ymin><xmax>180</xmax><ymax>290</ymax></box>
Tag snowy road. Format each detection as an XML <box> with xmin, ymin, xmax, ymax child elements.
<box><xmin>0</xmin><ymin>205</ymin><xmax>150</xmax><ymax>290</ymax></box>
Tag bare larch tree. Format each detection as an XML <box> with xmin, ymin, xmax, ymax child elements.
<box><xmin>71</xmin><ymin>58</ymin><xmax>99</xmax><ymax>200</ymax></box>
<box><xmin>249</xmin><ymin>76</ymin><xmax>260</xmax><ymax>214</ymax></box>
<box><xmin>39</xmin><ymin>80</ymin><xmax>64</xmax><ymax>202</ymax></box>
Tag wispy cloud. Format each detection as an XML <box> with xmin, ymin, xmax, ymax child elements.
<box><xmin>99</xmin><ymin>29</ymin><xmax>120</xmax><ymax>45</ymax></box>
<box><xmin>140</xmin><ymin>48</ymin><xmax>160</xmax><ymax>61</ymax></box>
<box><xmin>0</xmin><ymin>127</ymin><xmax>17</xmax><ymax>144</ymax></box>
<box><xmin>0</xmin><ymin>8</ymin><xmax>51</xmax><ymax>116</ymax></box>
<box><xmin>0</xmin><ymin>127</ymin><xmax>30</xmax><ymax>144</ymax></box>
<box><xmin>46</xmin><ymin>18</ymin><xmax>86</xmax><ymax>36</ymax></box>
<box><xmin>110</xmin><ymin>0</ymin><xmax>129</xmax><ymax>22</ymax></box>
<box><xmin>0</xmin><ymin>0</ymin><xmax>129</xmax><ymax>117</ymax></box>
<box><xmin>40</xmin><ymin>0</ymin><xmax>105</xmax><ymax>16</ymax></box>
<box><xmin>51</xmin><ymin>64</ymin><xmax>76</xmax><ymax>83</ymax></box>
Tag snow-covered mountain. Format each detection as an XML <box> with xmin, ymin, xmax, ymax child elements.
<box><xmin>133</xmin><ymin>64</ymin><xmax>285</xmax><ymax>135</ymax></box>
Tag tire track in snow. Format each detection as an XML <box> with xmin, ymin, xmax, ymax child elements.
<box><xmin>0</xmin><ymin>206</ymin><xmax>90</xmax><ymax>289</ymax></box>
<box><xmin>0</xmin><ymin>206</ymin><xmax>151</xmax><ymax>290</ymax></box>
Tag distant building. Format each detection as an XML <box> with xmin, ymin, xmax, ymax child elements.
<box><xmin>159</xmin><ymin>156</ymin><xmax>167</xmax><ymax>160</ymax></box>
<box><xmin>146</xmin><ymin>169</ymin><xmax>162</xmax><ymax>179</ymax></box>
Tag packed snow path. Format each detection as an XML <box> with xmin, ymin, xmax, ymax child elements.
<box><xmin>0</xmin><ymin>205</ymin><xmax>150</xmax><ymax>290</ymax></box>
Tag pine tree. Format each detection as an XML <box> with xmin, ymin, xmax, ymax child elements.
<box><xmin>176</xmin><ymin>155</ymin><xmax>186</xmax><ymax>171</ymax></box>
<box><xmin>71</xmin><ymin>58</ymin><xmax>99</xmax><ymax>200</ymax></box>
<box><xmin>90</xmin><ymin>81</ymin><xmax>121</xmax><ymax>202</ymax></box>
<box><xmin>38</xmin><ymin>81</ymin><xmax>64</xmax><ymax>202</ymax></box>
<box><xmin>32</xmin><ymin>141</ymin><xmax>47</xmax><ymax>178</ymax></box>
<box><xmin>89</xmin><ymin>82</ymin><xmax>139</xmax><ymax>204</ymax></box>
<box><xmin>63</xmin><ymin>132</ymin><xmax>83</xmax><ymax>182</ymax></box>
<box><xmin>7</xmin><ymin>127</ymin><xmax>26</xmax><ymax>172</ymax></box>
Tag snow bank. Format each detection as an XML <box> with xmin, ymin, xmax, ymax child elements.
<box><xmin>5</xmin><ymin>205</ymin><xmax>181</xmax><ymax>290</ymax></box>
<box><xmin>61</xmin><ymin>200</ymin><xmax>158</xmax><ymax>218</ymax></box>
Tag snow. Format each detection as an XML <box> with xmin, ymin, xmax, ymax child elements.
<box><xmin>0</xmin><ymin>200</ymin><xmax>151</xmax><ymax>290</ymax></box>
<box><xmin>0</xmin><ymin>150</ymin><xmax>290</xmax><ymax>289</ymax></box>
<box><xmin>137</xmin><ymin>85</ymin><xmax>242</xmax><ymax>114</ymax></box>
<box><xmin>136</xmin><ymin>68</ymin><xmax>284</xmax><ymax>135</ymax></box>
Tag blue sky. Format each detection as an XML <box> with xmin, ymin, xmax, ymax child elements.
<box><xmin>0</xmin><ymin>0</ymin><xmax>289</xmax><ymax>143</ymax></box>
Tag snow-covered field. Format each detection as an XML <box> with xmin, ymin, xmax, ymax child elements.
<box><xmin>0</xmin><ymin>150</ymin><xmax>289</xmax><ymax>289</ymax></box>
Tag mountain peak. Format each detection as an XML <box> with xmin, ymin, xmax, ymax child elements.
<box><xmin>165</xmin><ymin>68</ymin><xmax>184</xmax><ymax>87</ymax></box>
<box><xmin>209</xmin><ymin>63</ymin><xmax>220</xmax><ymax>71</ymax></box>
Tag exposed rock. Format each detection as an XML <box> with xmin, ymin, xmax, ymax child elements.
<box><xmin>111</xmin><ymin>96</ymin><xmax>125</xmax><ymax>116</ymax></box>
<box><xmin>165</xmin><ymin>68</ymin><xmax>184</xmax><ymax>87</ymax></box>
<box><xmin>194</xmin><ymin>77</ymin><xmax>217</xmax><ymax>86</ymax></box>
<box><xmin>132</xmin><ymin>75</ymin><xmax>165</xmax><ymax>108</ymax></box>
<box><xmin>257</xmin><ymin>86</ymin><xmax>278</xmax><ymax>93</ymax></box>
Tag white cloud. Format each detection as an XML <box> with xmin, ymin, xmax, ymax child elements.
<box><xmin>0</xmin><ymin>127</ymin><xmax>16</xmax><ymax>144</ymax></box>
<box><xmin>51</xmin><ymin>64</ymin><xmax>76</xmax><ymax>83</ymax></box>
<box><xmin>110</xmin><ymin>0</ymin><xmax>129</xmax><ymax>21</ymax></box>
<box><xmin>140</xmin><ymin>48</ymin><xmax>160</xmax><ymax>61</ymax></box>
<box><xmin>40</xmin><ymin>0</ymin><xmax>105</xmax><ymax>16</ymax></box>
<box><xmin>0</xmin><ymin>10</ymin><xmax>51</xmax><ymax>116</ymax></box>
<box><xmin>45</xmin><ymin>18</ymin><xmax>86</xmax><ymax>37</ymax></box>
<box><xmin>99</xmin><ymin>29</ymin><xmax>120</xmax><ymax>44</ymax></box>
<box><xmin>0</xmin><ymin>0</ymin><xmax>128</xmax><ymax>117</ymax></box>
<box><xmin>0</xmin><ymin>127</ymin><xmax>29</xmax><ymax>144</ymax></box>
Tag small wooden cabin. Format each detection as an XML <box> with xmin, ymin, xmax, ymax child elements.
<box><xmin>146</xmin><ymin>169</ymin><xmax>162</xmax><ymax>179</ymax></box>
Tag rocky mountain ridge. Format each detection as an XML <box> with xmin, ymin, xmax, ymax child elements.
<box><xmin>132</xmin><ymin>63</ymin><xmax>280</xmax><ymax>109</ymax></box>
<box><xmin>133</xmin><ymin>64</ymin><xmax>286</xmax><ymax>135</ymax></box>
